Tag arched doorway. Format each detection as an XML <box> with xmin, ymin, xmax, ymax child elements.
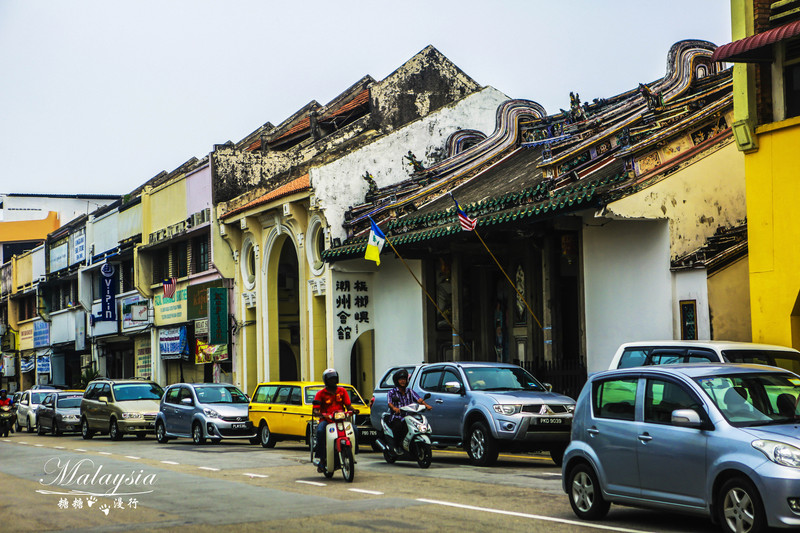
<box><xmin>349</xmin><ymin>330</ymin><xmax>375</xmax><ymax>399</ymax></box>
<box><xmin>277</xmin><ymin>239</ymin><xmax>300</xmax><ymax>381</ymax></box>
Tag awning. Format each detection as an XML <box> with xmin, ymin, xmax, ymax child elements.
<box><xmin>712</xmin><ymin>20</ymin><xmax>800</xmax><ymax>63</ymax></box>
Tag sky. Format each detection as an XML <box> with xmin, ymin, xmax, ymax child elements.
<box><xmin>0</xmin><ymin>1</ymin><xmax>733</xmax><ymax>196</ymax></box>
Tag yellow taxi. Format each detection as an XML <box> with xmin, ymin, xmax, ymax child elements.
<box><xmin>248</xmin><ymin>381</ymin><xmax>376</xmax><ymax>448</ymax></box>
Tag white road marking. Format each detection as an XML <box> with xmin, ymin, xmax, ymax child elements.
<box><xmin>75</xmin><ymin>448</ymin><xmax>87</xmax><ymax>452</ymax></box>
<box><xmin>54</xmin><ymin>446</ymin><xmax>64</xmax><ymax>449</ymax></box>
<box><xmin>348</xmin><ymin>488</ymin><xmax>384</xmax><ymax>495</ymax></box>
<box><xmin>18</xmin><ymin>441</ymin><xmax>28</xmax><ymax>444</ymax></box>
<box><xmin>1</xmin><ymin>439</ymin><xmax>10</xmax><ymax>442</ymax></box>
<box><xmin>34</xmin><ymin>444</ymin><xmax>44</xmax><ymax>447</ymax></box>
<box><xmin>243</xmin><ymin>473</ymin><xmax>269</xmax><ymax>478</ymax></box>
<box><xmin>539</xmin><ymin>473</ymin><xmax>562</xmax><ymax>477</ymax></box>
<box><xmin>98</xmin><ymin>452</ymin><xmax>112</xmax><ymax>455</ymax></box>
<box><xmin>296</xmin><ymin>480</ymin><xmax>326</xmax><ymax>487</ymax></box>
<box><xmin>416</xmin><ymin>499</ymin><xmax>654</xmax><ymax>533</ymax></box>
<box><xmin>198</xmin><ymin>466</ymin><xmax>219</xmax><ymax>471</ymax></box>
<box><xmin>161</xmin><ymin>460</ymin><xmax>179</xmax><ymax>465</ymax></box>
<box><xmin>125</xmin><ymin>456</ymin><xmax>140</xmax><ymax>460</ymax></box>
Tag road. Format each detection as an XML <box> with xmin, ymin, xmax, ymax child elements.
<box><xmin>0</xmin><ymin>432</ymin><xmax>717</xmax><ymax>533</ymax></box>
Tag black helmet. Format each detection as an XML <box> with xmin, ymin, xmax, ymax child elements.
<box><xmin>392</xmin><ymin>369</ymin><xmax>409</xmax><ymax>387</ymax></box>
<box><xmin>322</xmin><ymin>368</ymin><xmax>339</xmax><ymax>387</ymax></box>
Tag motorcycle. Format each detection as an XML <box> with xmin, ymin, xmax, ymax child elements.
<box><xmin>0</xmin><ymin>405</ymin><xmax>13</xmax><ymax>438</ymax></box>
<box><xmin>309</xmin><ymin>409</ymin><xmax>357</xmax><ymax>482</ymax></box>
<box><xmin>375</xmin><ymin>395</ymin><xmax>433</xmax><ymax>468</ymax></box>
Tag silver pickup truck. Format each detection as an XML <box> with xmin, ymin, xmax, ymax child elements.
<box><xmin>370</xmin><ymin>361</ymin><xmax>575</xmax><ymax>466</ymax></box>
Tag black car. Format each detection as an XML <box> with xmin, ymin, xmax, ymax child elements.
<box><xmin>36</xmin><ymin>391</ymin><xmax>84</xmax><ymax>435</ymax></box>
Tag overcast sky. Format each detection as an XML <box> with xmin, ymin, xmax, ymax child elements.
<box><xmin>0</xmin><ymin>1</ymin><xmax>732</xmax><ymax>196</ymax></box>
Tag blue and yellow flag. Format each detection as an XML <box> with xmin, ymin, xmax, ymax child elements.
<box><xmin>364</xmin><ymin>217</ymin><xmax>386</xmax><ymax>265</ymax></box>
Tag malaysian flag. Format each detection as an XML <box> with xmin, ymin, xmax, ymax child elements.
<box><xmin>163</xmin><ymin>277</ymin><xmax>177</xmax><ymax>299</ymax></box>
<box><xmin>451</xmin><ymin>194</ymin><xmax>477</xmax><ymax>231</ymax></box>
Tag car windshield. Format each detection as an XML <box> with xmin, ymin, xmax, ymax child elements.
<box><xmin>31</xmin><ymin>392</ymin><xmax>50</xmax><ymax>403</ymax></box>
<box><xmin>57</xmin><ymin>397</ymin><xmax>82</xmax><ymax>408</ymax></box>
<box><xmin>695</xmin><ymin>371</ymin><xmax>800</xmax><ymax>426</ymax></box>
<box><xmin>305</xmin><ymin>385</ymin><xmax>367</xmax><ymax>405</ymax></box>
<box><xmin>194</xmin><ymin>386</ymin><xmax>248</xmax><ymax>404</ymax></box>
<box><xmin>464</xmin><ymin>366</ymin><xmax>546</xmax><ymax>391</ymax></box>
<box><xmin>112</xmin><ymin>383</ymin><xmax>164</xmax><ymax>401</ymax></box>
<box><xmin>722</xmin><ymin>349</ymin><xmax>800</xmax><ymax>374</ymax></box>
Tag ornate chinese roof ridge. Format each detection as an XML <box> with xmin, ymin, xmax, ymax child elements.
<box><xmin>671</xmin><ymin>224</ymin><xmax>747</xmax><ymax>273</ymax></box>
<box><xmin>325</xmin><ymin>40</ymin><xmax>732</xmax><ymax>262</ymax></box>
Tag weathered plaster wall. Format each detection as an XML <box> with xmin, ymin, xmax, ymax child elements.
<box><xmin>583</xmin><ymin>219</ymin><xmax>673</xmax><ymax>374</ymax></box>
<box><xmin>312</xmin><ymin>87</ymin><xmax>510</xmax><ymax>241</ymax></box>
<box><xmin>149</xmin><ymin>177</ymin><xmax>188</xmax><ymax>231</ymax></box>
<box><xmin>0</xmin><ymin>195</ymin><xmax>116</xmax><ymax>226</ymax></box>
<box><xmin>186</xmin><ymin>164</ymin><xmax>212</xmax><ymax>214</ymax></box>
<box><xmin>707</xmin><ymin>256</ymin><xmax>751</xmax><ymax>341</ymax></box>
<box><xmin>606</xmin><ymin>140</ymin><xmax>745</xmax><ymax>259</ymax></box>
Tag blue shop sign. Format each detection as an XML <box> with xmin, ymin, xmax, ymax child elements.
<box><xmin>33</xmin><ymin>321</ymin><xmax>50</xmax><ymax>348</ymax></box>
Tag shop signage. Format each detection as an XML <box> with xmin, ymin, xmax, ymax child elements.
<box><xmin>75</xmin><ymin>315</ymin><xmax>86</xmax><ymax>351</ymax></box>
<box><xmin>333</xmin><ymin>276</ymin><xmax>371</xmax><ymax>342</ymax></box>
<box><xmin>1</xmin><ymin>355</ymin><xmax>14</xmax><ymax>376</ymax></box>
<box><xmin>37</xmin><ymin>354</ymin><xmax>51</xmax><ymax>373</ymax></box>
<box><xmin>1</xmin><ymin>327</ymin><xmax>16</xmax><ymax>352</ymax></box>
<box><xmin>99</xmin><ymin>263</ymin><xmax>117</xmax><ymax>321</ymax></box>
<box><xmin>19</xmin><ymin>324</ymin><xmax>34</xmax><ymax>351</ymax></box>
<box><xmin>122</xmin><ymin>295</ymin><xmax>149</xmax><ymax>329</ymax></box>
<box><xmin>159</xmin><ymin>326</ymin><xmax>188</xmax><ymax>361</ymax></box>
<box><xmin>187</xmin><ymin>280</ymin><xmax>223</xmax><ymax>320</ymax></box>
<box><xmin>135</xmin><ymin>335</ymin><xmax>152</xmax><ymax>378</ymax></box>
<box><xmin>194</xmin><ymin>318</ymin><xmax>208</xmax><ymax>335</ymax></box>
<box><xmin>33</xmin><ymin>321</ymin><xmax>50</xmax><ymax>348</ymax></box>
<box><xmin>208</xmin><ymin>287</ymin><xmax>228</xmax><ymax>345</ymax></box>
<box><xmin>50</xmin><ymin>242</ymin><xmax>68</xmax><ymax>272</ymax></box>
<box><xmin>20</xmin><ymin>356</ymin><xmax>34</xmax><ymax>373</ymax></box>
<box><xmin>154</xmin><ymin>285</ymin><xmax>187</xmax><ymax>325</ymax></box>
<box><xmin>72</xmin><ymin>230</ymin><xmax>86</xmax><ymax>264</ymax></box>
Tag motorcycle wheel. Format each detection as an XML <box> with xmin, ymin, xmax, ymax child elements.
<box><xmin>340</xmin><ymin>446</ymin><xmax>355</xmax><ymax>482</ymax></box>
<box><xmin>383</xmin><ymin>449</ymin><xmax>397</xmax><ymax>464</ymax></box>
<box><xmin>415</xmin><ymin>442</ymin><xmax>432</xmax><ymax>469</ymax></box>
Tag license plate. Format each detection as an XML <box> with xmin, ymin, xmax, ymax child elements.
<box><xmin>360</xmin><ymin>429</ymin><xmax>377</xmax><ymax>437</ymax></box>
<box><xmin>538</xmin><ymin>417</ymin><xmax>566</xmax><ymax>424</ymax></box>
<box><xmin>231</xmin><ymin>423</ymin><xmax>247</xmax><ymax>429</ymax></box>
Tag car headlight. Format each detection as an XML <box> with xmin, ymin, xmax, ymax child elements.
<box><xmin>121</xmin><ymin>412</ymin><xmax>143</xmax><ymax>419</ymax></box>
<box><xmin>566</xmin><ymin>404</ymin><xmax>576</xmax><ymax>413</ymax></box>
<box><xmin>753</xmin><ymin>440</ymin><xmax>800</xmax><ymax>468</ymax></box>
<box><xmin>203</xmin><ymin>408</ymin><xmax>220</xmax><ymax>419</ymax></box>
<box><xmin>63</xmin><ymin>415</ymin><xmax>80</xmax><ymax>421</ymax></box>
<box><xmin>493</xmin><ymin>404</ymin><xmax>522</xmax><ymax>415</ymax></box>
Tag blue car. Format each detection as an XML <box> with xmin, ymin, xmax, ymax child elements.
<box><xmin>563</xmin><ymin>363</ymin><xmax>800</xmax><ymax>532</ymax></box>
<box><xmin>155</xmin><ymin>383</ymin><xmax>256</xmax><ymax>445</ymax></box>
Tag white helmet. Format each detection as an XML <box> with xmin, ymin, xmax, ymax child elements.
<box><xmin>322</xmin><ymin>368</ymin><xmax>339</xmax><ymax>387</ymax></box>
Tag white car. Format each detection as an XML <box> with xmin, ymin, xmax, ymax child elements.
<box><xmin>608</xmin><ymin>340</ymin><xmax>800</xmax><ymax>372</ymax></box>
<box><xmin>16</xmin><ymin>389</ymin><xmax>59</xmax><ymax>432</ymax></box>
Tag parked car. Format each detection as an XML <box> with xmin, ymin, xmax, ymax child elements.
<box><xmin>563</xmin><ymin>363</ymin><xmax>800</xmax><ymax>532</ymax></box>
<box><xmin>248</xmin><ymin>381</ymin><xmax>375</xmax><ymax>448</ymax></box>
<box><xmin>36</xmin><ymin>391</ymin><xmax>84</xmax><ymax>435</ymax></box>
<box><xmin>15</xmin><ymin>388</ymin><xmax>59</xmax><ymax>432</ymax></box>
<box><xmin>372</xmin><ymin>362</ymin><xmax>575</xmax><ymax>466</ymax></box>
<box><xmin>155</xmin><ymin>383</ymin><xmax>256</xmax><ymax>445</ymax></box>
<box><xmin>608</xmin><ymin>340</ymin><xmax>800</xmax><ymax>372</ymax></box>
<box><xmin>80</xmin><ymin>377</ymin><xmax>164</xmax><ymax>440</ymax></box>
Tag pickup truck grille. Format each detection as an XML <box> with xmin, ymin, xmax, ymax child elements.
<box><xmin>521</xmin><ymin>404</ymin><xmax>570</xmax><ymax>414</ymax></box>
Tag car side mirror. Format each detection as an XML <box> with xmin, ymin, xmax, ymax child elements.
<box><xmin>422</xmin><ymin>393</ymin><xmax>431</xmax><ymax>400</ymax></box>
<box><xmin>181</xmin><ymin>398</ymin><xmax>193</xmax><ymax>405</ymax></box>
<box><xmin>671</xmin><ymin>409</ymin><xmax>703</xmax><ymax>428</ymax></box>
<box><xmin>444</xmin><ymin>381</ymin><xmax>462</xmax><ymax>394</ymax></box>
<box><xmin>21</xmin><ymin>400</ymin><xmax>28</xmax><ymax>405</ymax></box>
<box><xmin>98</xmin><ymin>396</ymin><xmax>109</xmax><ymax>403</ymax></box>
<box><xmin>543</xmin><ymin>383</ymin><xmax>553</xmax><ymax>392</ymax></box>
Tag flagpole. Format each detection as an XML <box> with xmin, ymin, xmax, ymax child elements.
<box><xmin>381</xmin><ymin>236</ymin><xmax>472</xmax><ymax>355</ymax></box>
<box><xmin>473</xmin><ymin>229</ymin><xmax>544</xmax><ymax>331</ymax></box>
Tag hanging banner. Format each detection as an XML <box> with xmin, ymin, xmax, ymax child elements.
<box><xmin>99</xmin><ymin>263</ymin><xmax>117</xmax><ymax>321</ymax></box>
<box><xmin>195</xmin><ymin>339</ymin><xmax>229</xmax><ymax>364</ymax></box>
<box><xmin>135</xmin><ymin>335</ymin><xmax>152</xmax><ymax>378</ymax></box>
<box><xmin>33</xmin><ymin>321</ymin><xmax>50</xmax><ymax>348</ymax></box>
<box><xmin>37</xmin><ymin>355</ymin><xmax>51</xmax><ymax>373</ymax></box>
<box><xmin>208</xmin><ymin>287</ymin><xmax>228</xmax><ymax>345</ymax></box>
<box><xmin>159</xmin><ymin>326</ymin><xmax>188</xmax><ymax>361</ymax></box>
<box><xmin>21</xmin><ymin>356</ymin><xmax>34</xmax><ymax>373</ymax></box>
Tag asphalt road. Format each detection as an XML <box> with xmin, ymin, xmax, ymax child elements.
<box><xmin>0</xmin><ymin>431</ymin><xmax>718</xmax><ymax>533</ymax></box>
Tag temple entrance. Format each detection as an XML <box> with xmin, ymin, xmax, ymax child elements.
<box><xmin>277</xmin><ymin>239</ymin><xmax>300</xmax><ymax>381</ymax></box>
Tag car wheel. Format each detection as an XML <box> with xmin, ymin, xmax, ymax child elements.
<box><xmin>550</xmin><ymin>444</ymin><xmax>567</xmax><ymax>467</ymax></box>
<box><xmin>52</xmin><ymin>422</ymin><xmax>60</xmax><ymax>437</ymax></box>
<box><xmin>567</xmin><ymin>462</ymin><xmax>610</xmax><ymax>520</ymax></box>
<box><xmin>14</xmin><ymin>418</ymin><xmax>21</xmax><ymax>432</ymax></box>
<box><xmin>259</xmin><ymin>421</ymin><xmax>276</xmax><ymax>448</ymax></box>
<box><xmin>37</xmin><ymin>421</ymin><xmax>45</xmax><ymax>436</ymax></box>
<box><xmin>192</xmin><ymin>422</ymin><xmax>206</xmax><ymax>445</ymax></box>
<box><xmin>27</xmin><ymin>415</ymin><xmax>35</xmax><ymax>433</ymax></box>
<box><xmin>466</xmin><ymin>420</ymin><xmax>499</xmax><ymax>466</ymax></box>
<box><xmin>156</xmin><ymin>421</ymin><xmax>169</xmax><ymax>444</ymax></box>
<box><xmin>81</xmin><ymin>418</ymin><xmax>94</xmax><ymax>440</ymax></box>
<box><xmin>717</xmin><ymin>476</ymin><xmax>766</xmax><ymax>533</ymax></box>
<box><xmin>109</xmin><ymin>419</ymin><xmax>123</xmax><ymax>441</ymax></box>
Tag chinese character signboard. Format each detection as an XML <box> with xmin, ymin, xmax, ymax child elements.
<box><xmin>208</xmin><ymin>287</ymin><xmax>228</xmax><ymax>345</ymax></box>
<box><xmin>187</xmin><ymin>280</ymin><xmax>223</xmax><ymax>320</ymax></box>
<box><xmin>332</xmin><ymin>274</ymin><xmax>372</xmax><ymax>344</ymax></box>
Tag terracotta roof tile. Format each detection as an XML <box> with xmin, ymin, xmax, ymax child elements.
<box><xmin>269</xmin><ymin>89</ymin><xmax>370</xmax><ymax>145</ymax></box>
<box><xmin>221</xmin><ymin>174</ymin><xmax>311</xmax><ymax>219</ymax></box>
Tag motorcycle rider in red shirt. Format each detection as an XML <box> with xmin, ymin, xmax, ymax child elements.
<box><xmin>312</xmin><ymin>369</ymin><xmax>352</xmax><ymax>472</ymax></box>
